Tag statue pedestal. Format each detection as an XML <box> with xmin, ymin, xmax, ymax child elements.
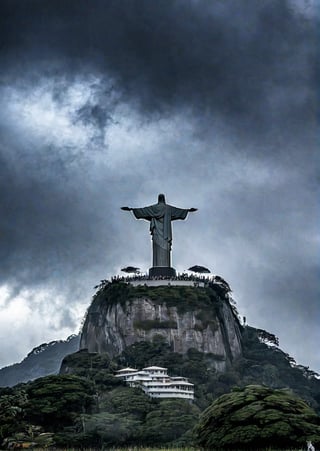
<box><xmin>149</xmin><ymin>267</ymin><xmax>176</xmax><ymax>278</ymax></box>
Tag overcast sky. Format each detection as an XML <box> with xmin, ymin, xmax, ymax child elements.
<box><xmin>0</xmin><ymin>0</ymin><xmax>319</xmax><ymax>373</ymax></box>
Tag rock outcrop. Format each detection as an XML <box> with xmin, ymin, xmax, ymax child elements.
<box><xmin>80</xmin><ymin>282</ymin><xmax>242</xmax><ymax>371</ymax></box>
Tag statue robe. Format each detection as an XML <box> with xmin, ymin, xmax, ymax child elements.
<box><xmin>132</xmin><ymin>202</ymin><xmax>189</xmax><ymax>267</ymax></box>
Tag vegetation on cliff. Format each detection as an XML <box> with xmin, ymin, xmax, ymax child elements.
<box><xmin>194</xmin><ymin>385</ymin><xmax>320</xmax><ymax>449</ymax></box>
<box><xmin>86</xmin><ymin>279</ymin><xmax>236</xmax><ymax>318</ymax></box>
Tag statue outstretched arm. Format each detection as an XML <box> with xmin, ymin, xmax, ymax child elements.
<box><xmin>121</xmin><ymin>206</ymin><xmax>153</xmax><ymax>220</ymax></box>
<box><xmin>188</xmin><ymin>208</ymin><xmax>197</xmax><ymax>212</ymax></box>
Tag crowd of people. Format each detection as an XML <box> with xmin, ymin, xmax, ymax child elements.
<box><xmin>108</xmin><ymin>272</ymin><xmax>231</xmax><ymax>291</ymax></box>
<box><xmin>111</xmin><ymin>272</ymin><xmax>211</xmax><ymax>283</ymax></box>
<box><xmin>93</xmin><ymin>272</ymin><xmax>232</xmax><ymax>305</ymax></box>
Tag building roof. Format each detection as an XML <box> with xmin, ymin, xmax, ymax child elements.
<box><xmin>115</xmin><ymin>367</ymin><xmax>138</xmax><ymax>373</ymax></box>
<box><xmin>143</xmin><ymin>366</ymin><xmax>167</xmax><ymax>370</ymax></box>
<box><xmin>132</xmin><ymin>376</ymin><xmax>152</xmax><ymax>381</ymax></box>
<box><xmin>144</xmin><ymin>381</ymin><xmax>194</xmax><ymax>387</ymax></box>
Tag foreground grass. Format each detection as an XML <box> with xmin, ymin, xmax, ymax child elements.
<box><xmin>2</xmin><ymin>447</ymin><xmax>306</xmax><ymax>451</ymax></box>
<box><xmin>37</xmin><ymin>447</ymin><xmax>307</xmax><ymax>451</ymax></box>
<box><xmin>100</xmin><ymin>449</ymin><xmax>306</xmax><ymax>451</ymax></box>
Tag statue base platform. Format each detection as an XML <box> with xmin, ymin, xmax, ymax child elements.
<box><xmin>149</xmin><ymin>267</ymin><xmax>176</xmax><ymax>278</ymax></box>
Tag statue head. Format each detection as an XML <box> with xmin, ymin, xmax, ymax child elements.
<box><xmin>158</xmin><ymin>193</ymin><xmax>166</xmax><ymax>203</ymax></box>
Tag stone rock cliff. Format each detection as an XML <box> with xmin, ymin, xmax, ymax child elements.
<box><xmin>80</xmin><ymin>282</ymin><xmax>242</xmax><ymax>371</ymax></box>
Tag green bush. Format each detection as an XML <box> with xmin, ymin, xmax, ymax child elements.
<box><xmin>194</xmin><ymin>385</ymin><xmax>320</xmax><ymax>449</ymax></box>
<box><xmin>25</xmin><ymin>375</ymin><xmax>95</xmax><ymax>430</ymax></box>
<box><xmin>140</xmin><ymin>399</ymin><xmax>200</xmax><ymax>445</ymax></box>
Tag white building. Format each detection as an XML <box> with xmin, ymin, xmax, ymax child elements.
<box><xmin>115</xmin><ymin>365</ymin><xmax>194</xmax><ymax>400</ymax></box>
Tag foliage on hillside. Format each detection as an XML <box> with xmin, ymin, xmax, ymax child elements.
<box><xmin>25</xmin><ymin>375</ymin><xmax>95</xmax><ymax>429</ymax></box>
<box><xmin>0</xmin><ymin>351</ymin><xmax>200</xmax><ymax>448</ymax></box>
<box><xmin>0</xmin><ymin>374</ymin><xmax>95</xmax><ymax>447</ymax></box>
<box><xmin>237</xmin><ymin>327</ymin><xmax>320</xmax><ymax>413</ymax></box>
<box><xmin>59</xmin><ymin>349</ymin><xmax>122</xmax><ymax>390</ymax></box>
<box><xmin>115</xmin><ymin>330</ymin><xmax>320</xmax><ymax>414</ymax></box>
<box><xmin>194</xmin><ymin>385</ymin><xmax>320</xmax><ymax>449</ymax></box>
<box><xmin>1</xmin><ymin>330</ymin><xmax>320</xmax><ymax>448</ymax></box>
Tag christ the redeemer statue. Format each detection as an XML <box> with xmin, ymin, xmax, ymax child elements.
<box><xmin>121</xmin><ymin>194</ymin><xmax>197</xmax><ymax>277</ymax></box>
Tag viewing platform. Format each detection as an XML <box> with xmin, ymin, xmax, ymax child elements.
<box><xmin>109</xmin><ymin>273</ymin><xmax>231</xmax><ymax>291</ymax></box>
<box><xmin>111</xmin><ymin>273</ymin><xmax>214</xmax><ymax>288</ymax></box>
<box><xmin>129</xmin><ymin>279</ymin><xmax>205</xmax><ymax>287</ymax></box>
<box><xmin>108</xmin><ymin>273</ymin><xmax>231</xmax><ymax>293</ymax></box>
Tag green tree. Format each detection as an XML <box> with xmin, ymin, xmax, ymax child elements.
<box><xmin>141</xmin><ymin>399</ymin><xmax>200</xmax><ymax>445</ymax></box>
<box><xmin>0</xmin><ymin>387</ymin><xmax>28</xmax><ymax>442</ymax></box>
<box><xmin>117</xmin><ymin>338</ymin><xmax>173</xmax><ymax>369</ymax></box>
<box><xmin>194</xmin><ymin>385</ymin><xmax>320</xmax><ymax>449</ymax></box>
<box><xmin>60</xmin><ymin>350</ymin><xmax>121</xmax><ymax>390</ymax></box>
<box><xmin>99</xmin><ymin>386</ymin><xmax>154</xmax><ymax>419</ymax></box>
<box><xmin>25</xmin><ymin>375</ymin><xmax>95</xmax><ymax>430</ymax></box>
<box><xmin>78</xmin><ymin>412</ymin><xmax>140</xmax><ymax>446</ymax></box>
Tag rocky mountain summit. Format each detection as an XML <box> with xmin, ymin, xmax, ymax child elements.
<box><xmin>2</xmin><ymin>277</ymin><xmax>320</xmax><ymax>450</ymax></box>
<box><xmin>80</xmin><ymin>279</ymin><xmax>242</xmax><ymax>372</ymax></box>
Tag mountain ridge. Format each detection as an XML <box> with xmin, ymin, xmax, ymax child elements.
<box><xmin>0</xmin><ymin>334</ymin><xmax>80</xmax><ymax>387</ymax></box>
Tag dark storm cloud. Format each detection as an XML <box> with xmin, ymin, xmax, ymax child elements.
<box><xmin>0</xmin><ymin>139</ymin><xmax>103</xmax><ymax>287</ymax></box>
<box><xmin>0</xmin><ymin>0</ymin><xmax>318</xmax><ymax>371</ymax></box>
<box><xmin>0</xmin><ymin>0</ymin><xmax>317</xmax><ymax>137</ymax></box>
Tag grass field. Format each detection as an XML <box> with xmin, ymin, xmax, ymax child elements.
<box><xmin>100</xmin><ymin>449</ymin><xmax>306</xmax><ymax>451</ymax></box>
<box><xmin>4</xmin><ymin>446</ymin><xmax>306</xmax><ymax>451</ymax></box>
<box><xmin>44</xmin><ymin>447</ymin><xmax>307</xmax><ymax>451</ymax></box>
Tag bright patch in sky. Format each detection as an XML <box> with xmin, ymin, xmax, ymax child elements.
<box><xmin>0</xmin><ymin>285</ymin><xmax>78</xmax><ymax>366</ymax></box>
<box><xmin>2</xmin><ymin>77</ymin><xmax>105</xmax><ymax>150</ymax></box>
<box><xmin>1</xmin><ymin>76</ymin><xmax>177</xmax><ymax>169</ymax></box>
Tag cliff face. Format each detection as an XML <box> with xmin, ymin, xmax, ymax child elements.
<box><xmin>80</xmin><ymin>283</ymin><xmax>242</xmax><ymax>371</ymax></box>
